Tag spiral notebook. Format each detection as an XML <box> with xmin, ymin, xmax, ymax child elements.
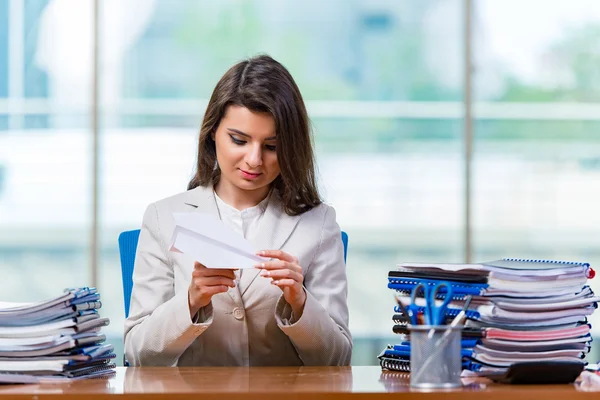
<box><xmin>484</xmin><ymin>258</ymin><xmax>590</xmax><ymax>270</ymax></box>
<box><xmin>378</xmin><ymin>346</ymin><xmax>480</xmax><ymax>372</ymax></box>
<box><xmin>397</xmin><ymin>258</ymin><xmax>592</xmax><ymax>279</ymax></box>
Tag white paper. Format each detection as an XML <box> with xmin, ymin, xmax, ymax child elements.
<box><xmin>169</xmin><ymin>212</ymin><xmax>267</xmax><ymax>269</ymax></box>
<box><xmin>0</xmin><ymin>360</ymin><xmax>69</xmax><ymax>372</ymax></box>
<box><xmin>0</xmin><ymin>318</ymin><xmax>76</xmax><ymax>337</ymax></box>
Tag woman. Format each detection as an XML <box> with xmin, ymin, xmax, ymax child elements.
<box><xmin>124</xmin><ymin>54</ymin><xmax>351</xmax><ymax>367</ymax></box>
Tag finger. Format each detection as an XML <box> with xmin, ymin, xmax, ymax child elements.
<box><xmin>199</xmin><ymin>285</ymin><xmax>231</xmax><ymax>296</ymax></box>
<box><xmin>192</xmin><ymin>267</ymin><xmax>236</xmax><ymax>279</ymax></box>
<box><xmin>270</xmin><ymin>279</ymin><xmax>298</xmax><ymax>287</ymax></box>
<box><xmin>256</xmin><ymin>250</ymin><xmax>298</xmax><ymax>263</ymax></box>
<box><xmin>254</xmin><ymin>260</ymin><xmax>302</xmax><ymax>273</ymax></box>
<box><xmin>192</xmin><ymin>269</ymin><xmax>235</xmax><ymax>279</ymax></box>
<box><xmin>192</xmin><ymin>276</ymin><xmax>235</xmax><ymax>288</ymax></box>
<box><xmin>194</xmin><ymin>262</ymin><xmax>237</xmax><ymax>276</ymax></box>
<box><xmin>205</xmin><ymin>276</ymin><xmax>236</xmax><ymax>288</ymax></box>
<box><xmin>204</xmin><ymin>268</ymin><xmax>236</xmax><ymax>279</ymax></box>
<box><xmin>260</xmin><ymin>268</ymin><xmax>303</xmax><ymax>283</ymax></box>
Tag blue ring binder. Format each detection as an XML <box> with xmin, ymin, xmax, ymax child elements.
<box><xmin>387</xmin><ymin>277</ymin><xmax>487</xmax><ymax>296</ymax></box>
<box><xmin>393</xmin><ymin>304</ymin><xmax>481</xmax><ymax>320</ymax></box>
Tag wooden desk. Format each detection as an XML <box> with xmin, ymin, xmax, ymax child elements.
<box><xmin>0</xmin><ymin>366</ymin><xmax>598</xmax><ymax>399</ymax></box>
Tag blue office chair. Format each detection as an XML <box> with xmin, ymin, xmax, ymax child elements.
<box><xmin>118</xmin><ymin>229</ymin><xmax>348</xmax><ymax>318</ymax></box>
<box><xmin>118</xmin><ymin>230</ymin><xmax>141</xmax><ymax>319</ymax></box>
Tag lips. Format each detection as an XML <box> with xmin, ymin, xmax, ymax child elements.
<box><xmin>240</xmin><ymin>169</ymin><xmax>262</xmax><ymax>179</ymax></box>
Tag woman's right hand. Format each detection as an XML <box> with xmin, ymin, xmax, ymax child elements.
<box><xmin>188</xmin><ymin>262</ymin><xmax>236</xmax><ymax>318</ymax></box>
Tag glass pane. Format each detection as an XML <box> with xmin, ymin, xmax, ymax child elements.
<box><xmin>474</xmin><ymin>0</ymin><xmax>600</xmax><ymax>361</ymax></box>
<box><xmin>116</xmin><ymin>0</ymin><xmax>462</xmax><ymax>102</ymax></box>
<box><xmin>0</xmin><ymin>2</ymin><xmax>92</xmax><ymax>300</ymax></box>
<box><xmin>473</xmin><ymin>122</ymin><xmax>600</xmax><ymax>314</ymax></box>
<box><xmin>314</xmin><ymin>117</ymin><xmax>464</xmax><ymax>338</ymax></box>
<box><xmin>99</xmin><ymin>128</ymin><xmax>197</xmax><ymax>358</ymax></box>
<box><xmin>475</xmin><ymin>0</ymin><xmax>600</xmax><ymax>102</ymax></box>
<box><xmin>0</xmin><ymin>0</ymin><xmax>7</xmax><ymax>98</ymax></box>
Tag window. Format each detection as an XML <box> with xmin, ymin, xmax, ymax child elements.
<box><xmin>1</xmin><ymin>0</ymin><xmax>597</xmax><ymax>366</ymax></box>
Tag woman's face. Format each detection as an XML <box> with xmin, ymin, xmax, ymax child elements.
<box><xmin>213</xmin><ymin>105</ymin><xmax>280</xmax><ymax>197</ymax></box>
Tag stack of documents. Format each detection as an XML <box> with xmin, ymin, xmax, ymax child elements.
<box><xmin>381</xmin><ymin>258</ymin><xmax>598</xmax><ymax>375</ymax></box>
<box><xmin>0</xmin><ymin>287</ymin><xmax>116</xmax><ymax>383</ymax></box>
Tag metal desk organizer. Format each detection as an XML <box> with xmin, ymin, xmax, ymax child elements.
<box><xmin>406</xmin><ymin>283</ymin><xmax>472</xmax><ymax>389</ymax></box>
<box><xmin>409</xmin><ymin>324</ymin><xmax>463</xmax><ymax>389</ymax></box>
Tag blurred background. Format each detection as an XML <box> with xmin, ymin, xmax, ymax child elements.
<box><xmin>1</xmin><ymin>0</ymin><xmax>599</xmax><ymax>365</ymax></box>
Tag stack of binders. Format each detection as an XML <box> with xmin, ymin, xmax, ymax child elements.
<box><xmin>0</xmin><ymin>287</ymin><xmax>116</xmax><ymax>383</ymax></box>
<box><xmin>380</xmin><ymin>258</ymin><xmax>599</xmax><ymax>376</ymax></box>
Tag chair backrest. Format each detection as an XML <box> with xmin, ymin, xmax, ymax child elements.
<box><xmin>118</xmin><ymin>230</ymin><xmax>141</xmax><ymax>318</ymax></box>
<box><xmin>118</xmin><ymin>229</ymin><xmax>349</xmax><ymax>318</ymax></box>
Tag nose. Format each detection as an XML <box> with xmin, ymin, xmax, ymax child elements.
<box><xmin>245</xmin><ymin>144</ymin><xmax>263</xmax><ymax>169</ymax></box>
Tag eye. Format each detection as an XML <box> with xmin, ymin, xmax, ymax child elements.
<box><xmin>228</xmin><ymin>134</ymin><xmax>246</xmax><ymax>145</ymax></box>
<box><xmin>265</xmin><ymin>144</ymin><xmax>277</xmax><ymax>152</ymax></box>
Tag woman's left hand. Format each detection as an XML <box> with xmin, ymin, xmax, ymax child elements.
<box><xmin>255</xmin><ymin>250</ymin><xmax>306</xmax><ymax>318</ymax></box>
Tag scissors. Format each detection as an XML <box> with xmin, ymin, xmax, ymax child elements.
<box><xmin>409</xmin><ymin>282</ymin><xmax>454</xmax><ymax>326</ymax></box>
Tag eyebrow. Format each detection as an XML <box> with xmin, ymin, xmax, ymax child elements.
<box><xmin>227</xmin><ymin>128</ymin><xmax>276</xmax><ymax>140</ymax></box>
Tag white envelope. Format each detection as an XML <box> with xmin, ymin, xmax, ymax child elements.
<box><xmin>168</xmin><ymin>212</ymin><xmax>267</xmax><ymax>269</ymax></box>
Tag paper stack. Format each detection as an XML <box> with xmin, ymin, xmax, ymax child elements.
<box><xmin>381</xmin><ymin>258</ymin><xmax>599</xmax><ymax>377</ymax></box>
<box><xmin>0</xmin><ymin>287</ymin><xmax>116</xmax><ymax>383</ymax></box>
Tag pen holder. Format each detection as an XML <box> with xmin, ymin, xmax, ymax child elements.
<box><xmin>409</xmin><ymin>325</ymin><xmax>463</xmax><ymax>389</ymax></box>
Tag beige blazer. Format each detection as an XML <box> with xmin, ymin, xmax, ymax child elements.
<box><xmin>124</xmin><ymin>185</ymin><xmax>352</xmax><ymax>366</ymax></box>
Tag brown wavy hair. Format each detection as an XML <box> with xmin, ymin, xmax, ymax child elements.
<box><xmin>187</xmin><ymin>54</ymin><xmax>322</xmax><ymax>216</ymax></box>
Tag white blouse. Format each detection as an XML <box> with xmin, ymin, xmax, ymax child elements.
<box><xmin>213</xmin><ymin>191</ymin><xmax>270</xmax><ymax>294</ymax></box>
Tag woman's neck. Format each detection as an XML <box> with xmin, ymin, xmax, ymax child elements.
<box><xmin>214</xmin><ymin>181</ymin><xmax>271</xmax><ymax>211</ymax></box>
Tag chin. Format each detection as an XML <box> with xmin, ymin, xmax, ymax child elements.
<box><xmin>236</xmin><ymin>179</ymin><xmax>267</xmax><ymax>191</ymax></box>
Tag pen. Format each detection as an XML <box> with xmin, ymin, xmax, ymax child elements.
<box><xmin>449</xmin><ymin>295</ymin><xmax>473</xmax><ymax>327</ymax></box>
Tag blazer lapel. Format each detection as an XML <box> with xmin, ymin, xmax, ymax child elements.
<box><xmin>240</xmin><ymin>191</ymin><xmax>302</xmax><ymax>296</ymax></box>
<box><xmin>183</xmin><ymin>185</ymin><xmax>218</xmax><ymax>213</ymax></box>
